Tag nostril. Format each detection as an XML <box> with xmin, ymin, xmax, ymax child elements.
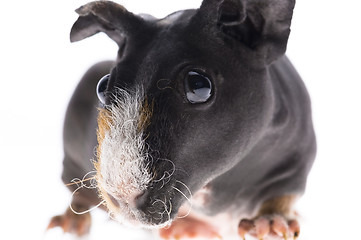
<box><xmin>134</xmin><ymin>190</ymin><xmax>148</xmax><ymax>208</ymax></box>
<box><xmin>106</xmin><ymin>190</ymin><xmax>147</xmax><ymax>209</ymax></box>
<box><xmin>108</xmin><ymin>193</ymin><xmax>120</xmax><ymax>207</ymax></box>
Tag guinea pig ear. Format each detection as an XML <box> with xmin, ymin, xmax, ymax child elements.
<box><xmin>70</xmin><ymin>1</ymin><xmax>147</xmax><ymax>46</ymax></box>
<box><xmin>198</xmin><ymin>0</ymin><xmax>295</xmax><ymax>64</ymax></box>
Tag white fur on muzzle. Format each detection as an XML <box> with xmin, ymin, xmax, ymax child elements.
<box><xmin>95</xmin><ymin>88</ymin><xmax>153</xmax><ymax>226</ymax></box>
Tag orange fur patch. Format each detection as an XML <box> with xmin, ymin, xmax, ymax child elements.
<box><xmin>94</xmin><ymin>108</ymin><xmax>112</xmax><ymax>206</ymax></box>
<box><xmin>95</xmin><ymin>108</ymin><xmax>112</xmax><ymax>170</ymax></box>
<box><xmin>138</xmin><ymin>97</ymin><xmax>154</xmax><ymax>132</ymax></box>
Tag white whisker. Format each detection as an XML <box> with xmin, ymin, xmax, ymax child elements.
<box><xmin>69</xmin><ymin>179</ymin><xmax>105</xmax><ymax>215</ymax></box>
<box><xmin>168</xmin><ymin>199</ymin><xmax>173</xmax><ymax>223</ymax></box>
<box><xmin>70</xmin><ymin>177</ymin><xmax>82</xmax><ymax>188</ymax></box>
<box><xmin>173</xmin><ymin>180</ymin><xmax>193</xmax><ymax>219</ymax></box>
<box><xmin>67</xmin><ymin>171</ymin><xmax>102</xmax><ymax>215</ymax></box>
<box><xmin>164</xmin><ymin>196</ymin><xmax>171</xmax><ymax>223</ymax></box>
<box><xmin>69</xmin><ymin>200</ymin><xmax>106</xmax><ymax>215</ymax></box>
<box><xmin>175</xmin><ymin>180</ymin><xmax>193</xmax><ymax>201</ymax></box>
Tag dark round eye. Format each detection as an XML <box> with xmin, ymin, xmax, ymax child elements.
<box><xmin>184</xmin><ymin>71</ymin><xmax>212</xmax><ymax>103</ymax></box>
<box><xmin>96</xmin><ymin>74</ymin><xmax>110</xmax><ymax>104</ymax></box>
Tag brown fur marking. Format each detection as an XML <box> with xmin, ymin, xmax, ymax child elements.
<box><xmin>94</xmin><ymin>108</ymin><xmax>112</xmax><ymax>206</ymax></box>
<box><xmin>95</xmin><ymin>108</ymin><xmax>112</xmax><ymax>172</ymax></box>
<box><xmin>138</xmin><ymin>97</ymin><xmax>154</xmax><ymax>132</ymax></box>
<box><xmin>257</xmin><ymin>195</ymin><xmax>297</xmax><ymax>218</ymax></box>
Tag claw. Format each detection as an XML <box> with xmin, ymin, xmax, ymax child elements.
<box><xmin>294</xmin><ymin>232</ymin><xmax>299</xmax><ymax>240</ymax></box>
<box><xmin>216</xmin><ymin>233</ymin><xmax>223</xmax><ymax>240</ymax></box>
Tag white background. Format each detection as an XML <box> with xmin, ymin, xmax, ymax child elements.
<box><xmin>1</xmin><ymin>0</ymin><xmax>360</xmax><ymax>239</ymax></box>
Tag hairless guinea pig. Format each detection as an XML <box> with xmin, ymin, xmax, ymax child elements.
<box><xmin>48</xmin><ymin>0</ymin><xmax>316</xmax><ymax>239</ymax></box>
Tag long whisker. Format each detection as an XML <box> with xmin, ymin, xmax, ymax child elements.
<box><xmin>172</xmin><ymin>186</ymin><xmax>191</xmax><ymax>203</ymax></box>
<box><xmin>152</xmin><ymin>199</ymin><xmax>166</xmax><ymax>221</ymax></box>
<box><xmin>172</xmin><ymin>182</ymin><xmax>193</xmax><ymax>219</ymax></box>
<box><xmin>67</xmin><ymin>171</ymin><xmax>103</xmax><ymax>215</ymax></box>
<box><xmin>159</xmin><ymin>158</ymin><xmax>176</xmax><ymax>177</ymax></box>
<box><xmin>162</xmin><ymin>197</ymin><xmax>172</xmax><ymax>226</ymax></box>
<box><xmin>175</xmin><ymin>180</ymin><xmax>193</xmax><ymax>201</ymax></box>
<box><xmin>153</xmin><ymin>158</ymin><xmax>176</xmax><ymax>182</ymax></box>
<box><xmin>67</xmin><ymin>171</ymin><xmax>97</xmax><ymax>187</ymax></box>
<box><xmin>66</xmin><ymin>176</ymin><xmax>96</xmax><ymax>187</ymax></box>
<box><xmin>69</xmin><ymin>183</ymin><xmax>105</xmax><ymax>215</ymax></box>
<box><xmin>69</xmin><ymin>199</ymin><xmax>106</xmax><ymax>215</ymax></box>
<box><xmin>167</xmin><ymin>199</ymin><xmax>173</xmax><ymax>225</ymax></box>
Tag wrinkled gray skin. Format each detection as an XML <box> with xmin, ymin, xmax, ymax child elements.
<box><xmin>62</xmin><ymin>0</ymin><xmax>316</xmax><ymax>226</ymax></box>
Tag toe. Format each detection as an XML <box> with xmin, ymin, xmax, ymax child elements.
<box><xmin>288</xmin><ymin>220</ymin><xmax>300</xmax><ymax>239</ymax></box>
<box><xmin>47</xmin><ymin>215</ymin><xmax>64</xmax><ymax>230</ymax></box>
<box><xmin>47</xmin><ymin>207</ymin><xmax>91</xmax><ymax>236</ymax></box>
<box><xmin>238</xmin><ymin>215</ymin><xmax>300</xmax><ymax>240</ymax></box>
<box><xmin>76</xmin><ymin>213</ymin><xmax>92</xmax><ymax>236</ymax></box>
<box><xmin>254</xmin><ymin>217</ymin><xmax>270</xmax><ymax>239</ymax></box>
<box><xmin>271</xmin><ymin>215</ymin><xmax>289</xmax><ymax>239</ymax></box>
<box><xmin>238</xmin><ymin>219</ymin><xmax>254</xmax><ymax>239</ymax></box>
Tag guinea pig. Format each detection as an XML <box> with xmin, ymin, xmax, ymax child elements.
<box><xmin>48</xmin><ymin>0</ymin><xmax>316</xmax><ymax>239</ymax></box>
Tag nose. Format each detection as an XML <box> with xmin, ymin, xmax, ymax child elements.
<box><xmin>108</xmin><ymin>190</ymin><xmax>147</xmax><ymax>208</ymax></box>
<box><xmin>134</xmin><ymin>190</ymin><xmax>148</xmax><ymax>208</ymax></box>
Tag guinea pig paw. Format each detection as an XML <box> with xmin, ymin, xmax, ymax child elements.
<box><xmin>159</xmin><ymin>215</ymin><xmax>222</xmax><ymax>240</ymax></box>
<box><xmin>238</xmin><ymin>215</ymin><xmax>300</xmax><ymax>240</ymax></box>
<box><xmin>47</xmin><ymin>206</ymin><xmax>92</xmax><ymax>236</ymax></box>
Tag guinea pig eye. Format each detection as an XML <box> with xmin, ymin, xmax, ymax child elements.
<box><xmin>96</xmin><ymin>74</ymin><xmax>110</xmax><ymax>104</ymax></box>
<box><xmin>184</xmin><ymin>71</ymin><xmax>212</xmax><ymax>103</ymax></box>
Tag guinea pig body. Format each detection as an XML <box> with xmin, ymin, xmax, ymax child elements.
<box><xmin>49</xmin><ymin>1</ymin><xmax>316</xmax><ymax>239</ymax></box>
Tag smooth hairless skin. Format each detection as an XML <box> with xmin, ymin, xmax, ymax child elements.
<box><xmin>48</xmin><ymin>0</ymin><xmax>316</xmax><ymax>239</ymax></box>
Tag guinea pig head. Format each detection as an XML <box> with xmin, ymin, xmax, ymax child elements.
<box><xmin>70</xmin><ymin>0</ymin><xmax>295</xmax><ymax>228</ymax></box>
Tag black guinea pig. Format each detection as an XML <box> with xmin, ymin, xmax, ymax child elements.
<box><xmin>48</xmin><ymin>0</ymin><xmax>316</xmax><ymax>239</ymax></box>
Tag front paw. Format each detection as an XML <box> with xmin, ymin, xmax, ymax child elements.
<box><xmin>47</xmin><ymin>205</ymin><xmax>92</xmax><ymax>236</ymax></box>
<box><xmin>159</xmin><ymin>215</ymin><xmax>221</xmax><ymax>240</ymax></box>
<box><xmin>238</xmin><ymin>215</ymin><xmax>300</xmax><ymax>240</ymax></box>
